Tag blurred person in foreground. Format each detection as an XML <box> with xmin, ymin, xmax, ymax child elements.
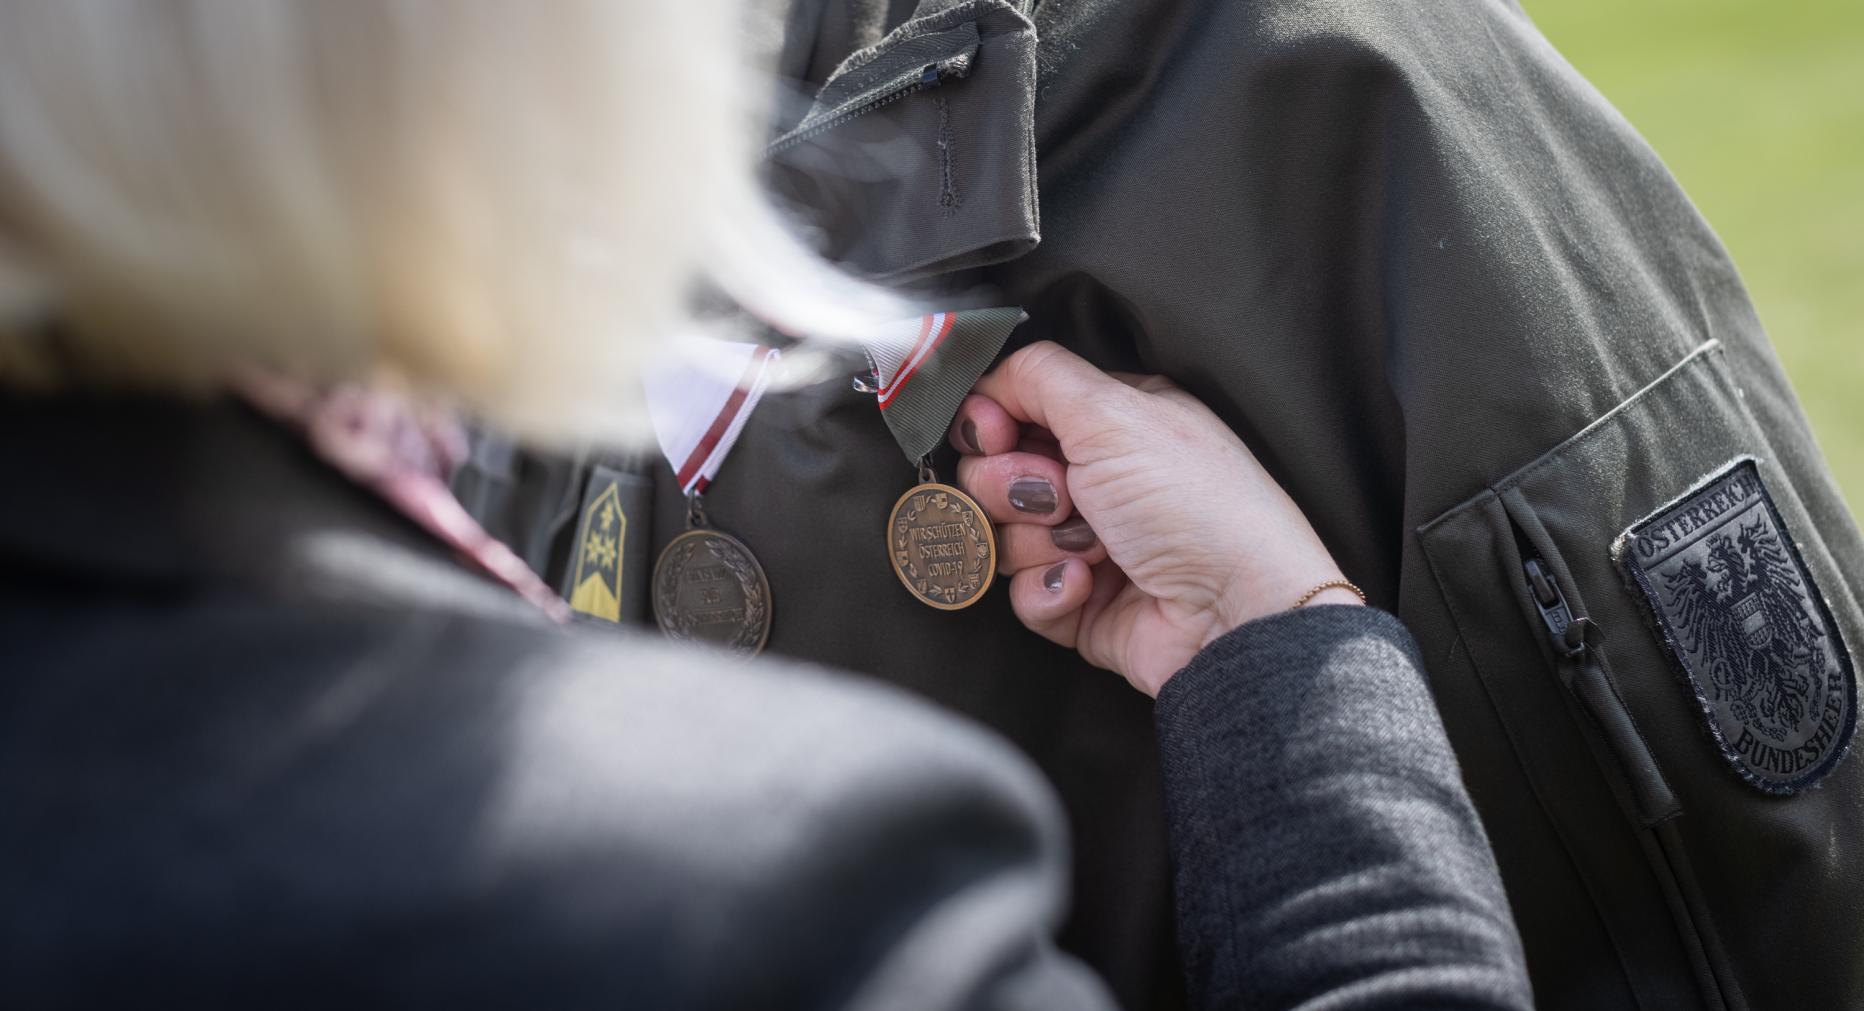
<box><xmin>0</xmin><ymin>3</ymin><xmax>1529</xmax><ymax>1008</ymax></box>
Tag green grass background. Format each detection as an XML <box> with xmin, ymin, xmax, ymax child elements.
<box><xmin>1528</xmin><ymin>0</ymin><xmax>1864</xmax><ymax>514</ymax></box>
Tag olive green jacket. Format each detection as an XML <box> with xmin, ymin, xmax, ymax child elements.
<box><xmin>460</xmin><ymin>2</ymin><xmax>1863</xmax><ymax>1008</ymax></box>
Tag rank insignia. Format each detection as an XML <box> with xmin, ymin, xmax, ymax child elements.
<box><xmin>567</xmin><ymin>478</ymin><xmax>626</xmax><ymax>622</ymax></box>
<box><xmin>1618</xmin><ymin>458</ymin><xmax>1856</xmax><ymax>794</ymax></box>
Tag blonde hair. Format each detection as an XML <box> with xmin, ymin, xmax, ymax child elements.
<box><xmin>0</xmin><ymin>1</ymin><xmax>897</xmax><ymax>442</ymax></box>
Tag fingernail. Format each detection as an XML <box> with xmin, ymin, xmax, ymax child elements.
<box><xmin>1043</xmin><ymin>562</ymin><xmax>1068</xmax><ymax>592</ymax></box>
<box><xmin>1008</xmin><ymin>477</ymin><xmax>1057</xmax><ymax>514</ymax></box>
<box><xmin>960</xmin><ymin>419</ymin><xmax>981</xmax><ymax>454</ymax></box>
<box><xmin>1050</xmin><ymin>515</ymin><xmax>1097</xmax><ymax>552</ymax></box>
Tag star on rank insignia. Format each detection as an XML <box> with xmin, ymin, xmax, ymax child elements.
<box><xmin>567</xmin><ymin>479</ymin><xmax>625</xmax><ymax>622</ymax></box>
<box><xmin>1619</xmin><ymin>458</ymin><xmax>1857</xmax><ymax>794</ymax></box>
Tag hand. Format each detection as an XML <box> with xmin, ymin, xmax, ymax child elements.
<box><xmin>949</xmin><ymin>342</ymin><xmax>1358</xmax><ymax>697</ymax></box>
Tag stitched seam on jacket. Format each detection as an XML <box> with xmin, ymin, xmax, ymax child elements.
<box><xmin>1498</xmin><ymin>340</ymin><xmax>1724</xmax><ymax>495</ymax></box>
<box><xmin>1419</xmin><ymin>339</ymin><xmax>1724</xmax><ymax>537</ymax></box>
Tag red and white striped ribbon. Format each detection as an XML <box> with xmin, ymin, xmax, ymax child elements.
<box><xmin>854</xmin><ymin>306</ymin><xmax>1027</xmax><ymax>463</ymax></box>
<box><xmin>867</xmin><ymin>310</ymin><xmax>957</xmax><ymax>409</ymax></box>
<box><xmin>644</xmin><ymin>340</ymin><xmax>783</xmax><ymax>494</ymax></box>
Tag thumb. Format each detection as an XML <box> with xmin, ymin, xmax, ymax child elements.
<box><xmin>972</xmin><ymin>341</ymin><xmax>1134</xmax><ymax>448</ymax></box>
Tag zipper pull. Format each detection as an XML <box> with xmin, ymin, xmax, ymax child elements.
<box><xmin>1525</xmin><ymin>556</ymin><xmax>1592</xmax><ymax>657</ymax></box>
<box><xmin>920</xmin><ymin>64</ymin><xmax>943</xmax><ymax>89</ymax></box>
<box><xmin>1523</xmin><ymin>552</ymin><xmax>1680</xmax><ymax>823</ymax></box>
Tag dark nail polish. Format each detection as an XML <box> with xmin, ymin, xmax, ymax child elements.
<box><xmin>1050</xmin><ymin>516</ymin><xmax>1097</xmax><ymax>552</ymax></box>
<box><xmin>1043</xmin><ymin>562</ymin><xmax>1068</xmax><ymax>592</ymax></box>
<box><xmin>1008</xmin><ymin>477</ymin><xmax>1057</xmax><ymax>514</ymax></box>
<box><xmin>960</xmin><ymin>419</ymin><xmax>981</xmax><ymax>453</ymax></box>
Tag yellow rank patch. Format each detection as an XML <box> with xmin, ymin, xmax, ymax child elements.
<box><xmin>568</xmin><ymin>481</ymin><xmax>625</xmax><ymax>622</ymax></box>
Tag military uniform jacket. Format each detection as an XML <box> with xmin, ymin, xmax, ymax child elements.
<box><xmin>457</xmin><ymin>1</ymin><xmax>1864</xmax><ymax>1008</ymax></box>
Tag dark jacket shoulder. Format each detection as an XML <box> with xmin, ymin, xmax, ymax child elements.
<box><xmin>0</xmin><ymin>394</ymin><xmax>1111</xmax><ymax>1008</ymax></box>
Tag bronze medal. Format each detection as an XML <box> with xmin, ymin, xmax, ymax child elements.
<box><xmin>857</xmin><ymin>311</ymin><xmax>1024</xmax><ymax>612</ymax></box>
<box><xmin>653</xmin><ymin>526</ymin><xmax>772</xmax><ymax>657</ymax></box>
<box><xmin>887</xmin><ymin>477</ymin><xmax>997</xmax><ymax>610</ymax></box>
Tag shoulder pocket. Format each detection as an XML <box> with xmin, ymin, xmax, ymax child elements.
<box><xmin>1419</xmin><ymin>340</ymin><xmax>1863</xmax><ymax>1011</ymax></box>
<box><xmin>765</xmin><ymin>0</ymin><xmax>1039</xmax><ymax>280</ymax></box>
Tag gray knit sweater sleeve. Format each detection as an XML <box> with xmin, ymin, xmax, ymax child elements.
<box><xmin>1154</xmin><ymin>605</ymin><xmax>1533</xmax><ymax>1010</ymax></box>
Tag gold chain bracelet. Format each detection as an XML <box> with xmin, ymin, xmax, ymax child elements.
<box><xmin>1292</xmin><ymin>578</ymin><xmax>1367</xmax><ymax>609</ymax></box>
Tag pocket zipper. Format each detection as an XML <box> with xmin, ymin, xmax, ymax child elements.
<box><xmin>1519</xmin><ymin>549</ymin><xmax>1682</xmax><ymax>825</ymax></box>
<box><xmin>766</xmin><ymin>64</ymin><xmax>950</xmax><ymax>159</ymax></box>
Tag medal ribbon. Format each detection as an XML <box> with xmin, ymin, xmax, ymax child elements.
<box><xmin>643</xmin><ymin>340</ymin><xmax>783</xmax><ymax>494</ymax></box>
<box><xmin>861</xmin><ymin>306</ymin><xmax>1026</xmax><ymax>462</ymax></box>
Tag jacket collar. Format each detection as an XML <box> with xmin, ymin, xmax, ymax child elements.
<box><xmin>0</xmin><ymin>391</ymin><xmax>545</xmax><ymax>623</ymax></box>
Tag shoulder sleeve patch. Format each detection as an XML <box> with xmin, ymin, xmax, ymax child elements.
<box><xmin>1619</xmin><ymin>458</ymin><xmax>1856</xmax><ymax>794</ymax></box>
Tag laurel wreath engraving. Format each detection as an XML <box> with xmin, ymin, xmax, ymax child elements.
<box><xmin>892</xmin><ymin>489</ymin><xmax>987</xmax><ymax>604</ymax></box>
<box><xmin>654</xmin><ymin>534</ymin><xmax>769</xmax><ymax>653</ymax></box>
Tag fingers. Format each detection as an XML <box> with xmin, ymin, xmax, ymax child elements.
<box><xmin>996</xmin><ymin>514</ymin><xmax>1105</xmax><ymax>574</ymax></box>
<box><xmin>1106</xmin><ymin>371</ymin><xmax>1180</xmax><ymax>395</ymax></box>
<box><xmin>1008</xmin><ymin>557</ymin><xmax>1093</xmax><ymax>647</ymax></box>
<box><xmin>947</xmin><ymin>394</ymin><xmax>1063</xmax><ymax>463</ymax></box>
<box><xmin>948</xmin><ymin>394</ymin><xmax>1021</xmax><ymax>456</ymax></box>
<box><xmin>1017</xmin><ymin>428</ymin><xmax>1063</xmax><ymax>462</ymax></box>
<box><xmin>956</xmin><ymin>451</ymin><xmax>1072</xmax><ymax>526</ymax></box>
<box><xmin>972</xmin><ymin>341</ymin><xmax>1132</xmax><ymax>440</ymax></box>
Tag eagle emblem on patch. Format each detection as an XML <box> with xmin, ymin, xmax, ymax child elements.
<box><xmin>1619</xmin><ymin>459</ymin><xmax>1856</xmax><ymax>794</ymax></box>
